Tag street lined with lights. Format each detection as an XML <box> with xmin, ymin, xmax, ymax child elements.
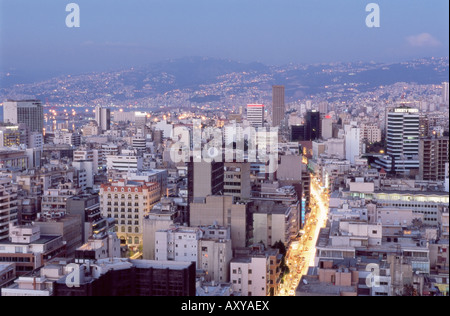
<box><xmin>278</xmin><ymin>174</ymin><xmax>329</xmax><ymax>296</ymax></box>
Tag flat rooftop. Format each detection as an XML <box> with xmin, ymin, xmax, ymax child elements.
<box><xmin>296</xmin><ymin>275</ymin><xmax>356</xmax><ymax>296</ymax></box>
<box><xmin>0</xmin><ymin>235</ymin><xmax>60</xmax><ymax>245</ymax></box>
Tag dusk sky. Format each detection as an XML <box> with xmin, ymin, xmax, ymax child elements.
<box><xmin>0</xmin><ymin>0</ymin><xmax>448</xmax><ymax>79</ymax></box>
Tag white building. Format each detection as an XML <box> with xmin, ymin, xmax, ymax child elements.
<box><xmin>326</xmin><ymin>138</ymin><xmax>345</xmax><ymax>159</ymax></box>
<box><xmin>3</xmin><ymin>100</ymin><xmax>44</xmax><ymax>133</ymax></box>
<box><xmin>230</xmin><ymin>255</ymin><xmax>268</xmax><ymax>296</ymax></box>
<box><xmin>155</xmin><ymin>227</ymin><xmax>201</xmax><ymax>263</ymax></box>
<box><xmin>154</xmin><ymin>121</ymin><xmax>174</xmax><ymax>139</ymax></box>
<box><xmin>75</xmin><ymin>232</ymin><xmax>121</xmax><ymax>265</ymax></box>
<box><xmin>321</xmin><ymin>117</ymin><xmax>333</xmax><ymax>140</ymax></box>
<box><xmin>375</xmin><ymin>107</ymin><xmax>420</xmax><ymax>174</ymax></box>
<box><xmin>247</xmin><ymin>104</ymin><xmax>265</xmax><ymax>128</ymax></box>
<box><xmin>106</xmin><ymin>154</ymin><xmax>143</xmax><ymax>172</ymax></box>
<box><xmin>345</xmin><ymin>122</ymin><xmax>362</xmax><ymax>164</ymax></box>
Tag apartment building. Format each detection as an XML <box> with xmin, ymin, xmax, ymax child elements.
<box><xmin>0</xmin><ymin>177</ymin><xmax>18</xmax><ymax>241</ymax></box>
<box><xmin>230</xmin><ymin>246</ymin><xmax>282</xmax><ymax>296</ymax></box>
<box><xmin>100</xmin><ymin>179</ymin><xmax>161</xmax><ymax>249</ymax></box>
<box><xmin>224</xmin><ymin>162</ymin><xmax>251</xmax><ymax>201</ymax></box>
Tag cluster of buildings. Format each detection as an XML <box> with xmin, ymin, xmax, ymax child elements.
<box><xmin>0</xmin><ymin>80</ymin><xmax>448</xmax><ymax>296</ymax></box>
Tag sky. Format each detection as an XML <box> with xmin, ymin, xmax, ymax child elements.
<box><xmin>0</xmin><ymin>0</ymin><xmax>448</xmax><ymax>79</ymax></box>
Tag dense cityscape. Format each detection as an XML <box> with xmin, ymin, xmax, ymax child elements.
<box><xmin>0</xmin><ymin>70</ymin><xmax>448</xmax><ymax>296</ymax></box>
<box><xmin>0</xmin><ymin>0</ymin><xmax>448</xmax><ymax>301</ymax></box>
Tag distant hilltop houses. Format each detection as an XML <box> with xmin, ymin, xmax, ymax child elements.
<box><xmin>0</xmin><ymin>76</ymin><xmax>449</xmax><ymax>297</ymax></box>
<box><xmin>0</xmin><ymin>57</ymin><xmax>448</xmax><ymax>108</ymax></box>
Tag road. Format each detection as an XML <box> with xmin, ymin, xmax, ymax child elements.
<box><xmin>278</xmin><ymin>174</ymin><xmax>329</xmax><ymax>296</ymax></box>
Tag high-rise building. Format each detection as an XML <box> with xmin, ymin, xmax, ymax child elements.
<box><xmin>305</xmin><ymin>110</ymin><xmax>321</xmax><ymax>141</ymax></box>
<box><xmin>3</xmin><ymin>100</ymin><xmax>44</xmax><ymax>133</ymax></box>
<box><xmin>321</xmin><ymin>116</ymin><xmax>333</xmax><ymax>140</ymax></box>
<box><xmin>247</xmin><ymin>104</ymin><xmax>265</xmax><ymax>128</ymax></box>
<box><xmin>442</xmin><ymin>82</ymin><xmax>449</xmax><ymax>105</ymax></box>
<box><xmin>0</xmin><ymin>177</ymin><xmax>18</xmax><ymax>241</ymax></box>
<box><xmin>345</xmin><ymin>122</ymin><xmax>362</xmax><ymax>164</ymax></box>
<box><xmin>187</xmin><ymin>160</ymin><xmax>224</xmax><ymax>204</ymax></box>
<box><xmin>318</xmin><ymin>101</ymin><xmax>329</xmax><ymax>116</ymax></box>
<box><xmin>290</xmin><ymin>125</ymin><xmax>306</xmax><ymax>142</ymax></box>
<box><xmin>386</xmin><ymin>107</ymin><xmax>420</xmax><ymax>160</ymax></box>
<box><xmin>272</xmin><ymin>86</ymin><xmax>285</xmax><ymax>127</ymax></box>
<box><xmin>419</xmin><ymin>136</ymin><xmax>449</xmax><ymax>181</ymax></box>
<box><xmin>374</xmin><ymin>107</ymin><xmax>420</xmax><ymax>173</ymax></box>
<box><xmin>95</xmin><ymin>106</ymin><xmax>111</xmax><ymax>132</ymax></box>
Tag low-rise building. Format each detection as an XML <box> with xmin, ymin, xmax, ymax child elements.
<box><xmin>0</xmin><ymin>224</ymin><xmax>65</xmax><ymax>276</ymax></box>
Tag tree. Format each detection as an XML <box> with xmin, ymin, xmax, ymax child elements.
<box><xmin>272</xmin><ymin>241</ymin><xmax>290</xmax><ymax>277</ymax></box>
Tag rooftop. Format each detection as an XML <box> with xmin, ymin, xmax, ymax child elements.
<box><xmin>0</xmin><ymin>235</ymin><xmax>61</xmax><ymax>246</ymax></box>
<box><xmin>0</xmin><ymin>263</ymin><xmax>15</xmax><ymax>273</ymax></box>
<box><xmin>296</xmin><ymin>275</ymin><xmax>357</xmax><ymax>296</ymax></box>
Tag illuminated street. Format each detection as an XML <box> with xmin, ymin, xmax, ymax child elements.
<box><xmin>278</xmin><ymin>174</ymin><xmax>329</xmax><ymax>296</ymax></box>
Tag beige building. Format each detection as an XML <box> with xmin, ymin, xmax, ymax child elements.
<box><xmin>100</xmin><ymin>179</ymin><xmax>161</xmax><ymax>249</ymax></box>
<box><xmin>360</xmin><ymin>123</ymin><xmax>381</xmax><ymax>144</ymax></box>
<box><xmin>190</xmin><ymin>195</ymin><xmax>247</xmax><ymax>249</ymax></box>
<box><xmin>224</xmin><ymin>162</ymin><xmax>251</xmax><ymax>201</ymax></box>
<box><xmin>197</xmin><ymin>226</ymin><xmax>233</xmax><ymax>283</ymax></box>
<box><xmin>419</xmin><ymin>136</ymin><xmax>449</xmax><ymax>181</ymax></box>
<box><xmin>251</xmin><ymin>201</ymin><xmax>298</xmax><ymax>247</ymax></box>
<box><xmin>142</xmin><ymin>198</ymin><xmax>179</xmax><ymax>260</ymax></box>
